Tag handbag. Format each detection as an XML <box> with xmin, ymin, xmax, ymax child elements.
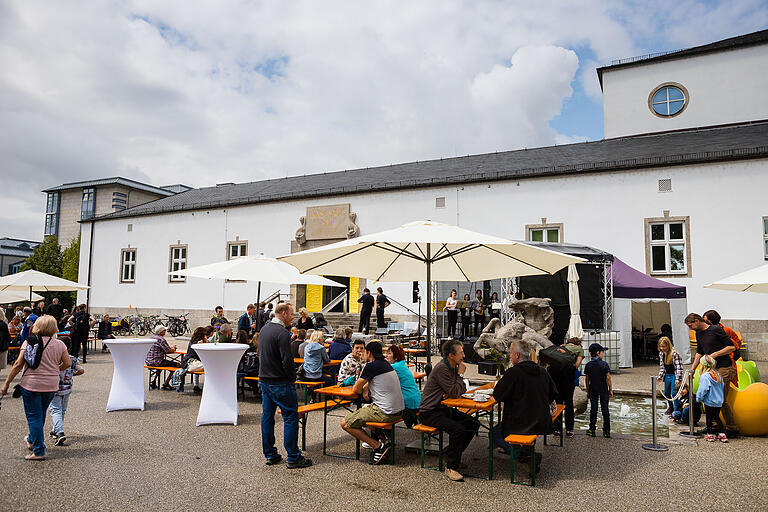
<box><xmin>186</xmin><ymin>359</ymin><xmax>203</xmax><ymax>372</ymax></box>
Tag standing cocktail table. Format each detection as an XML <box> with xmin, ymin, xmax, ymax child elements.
<box><xmin>104</xmin><ymin>338</ymin><xmax>156</xmax><ymax>412</ymax></box>
<box><xmin>192</xmin><ymin>343</ymin><xmax>248</xmax><ymax>426</ymax></box>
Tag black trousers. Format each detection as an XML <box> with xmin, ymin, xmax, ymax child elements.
<box><xmin>358</xmin><ymin>309</ymin><xmax>372</xmax><ymax>334</ymax></box>
<box><xmin>376</xmin><ymin>308</ymin><xmax>386</xmax><ymax>328</ymax></box>
<box><xmin>446</xmin><ymin>310</ymin><xmax>458</xmax><ymax>337</ymax></box>
<box><xmin>420</xmin><ymin>408</ymin><xmax>480</xmax><ymax>470</ymax></box>
<box><xmin>460</xmin><ymin>314</ymin><xmax>470</xmax><ymax>338</ymax></box>
<box><xmin>705</xmin><ymin>405</ymin><xmax>724</xmax><ymax>434</ymax></box>
<box><xmin>69</xmin><ymin>335</ymin><xmax>88</xmax><ymax>361</ymax></box>
<box><xmin>589</xmin><ymin>394</ymin><xmax>610</xmax><ymax>433</ymax></box>
<box><xmin>549</xmin><ymin>366</ymin><xmax>576</xmax><ymax>431</ymax></box>
<box><xmin>473</xmin><ymin>313</ymin><xmax>485</xmax><ymax>336</ymax></box>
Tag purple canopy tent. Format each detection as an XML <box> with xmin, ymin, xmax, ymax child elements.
<box><xmin>612</xmin><ymin>258</ymin><xmax>689</xmax><ymax>366</ymax></box>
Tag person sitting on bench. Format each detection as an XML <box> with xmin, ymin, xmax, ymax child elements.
<box><xmin>337</xmin><ymin>338</ymin><xmax>365</xmax><ymax>385</ymax></box>
<box><xmin>301</xmin><ymin>331</ymin><xmax>333</xmax><ymax>386</ymax></box>
<box><xmin>492</xmin><ymin>340</ymin><xmax>557</xmax><ymax>470</ymax></box>
<box><xmin>145</xmin><ymin>325</ymin><xmax>178</xmax><ymax>390</ymax></box>
<box><xmin>340</xmin><ymin>341</ymin><xmax>403</xmax><ymax>465</ymax></box>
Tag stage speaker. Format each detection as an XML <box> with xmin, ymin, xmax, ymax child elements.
<box><xmin>412</xmin><ymin>281</ymin><xmax>419</xmax><ymax>303</ymax></box>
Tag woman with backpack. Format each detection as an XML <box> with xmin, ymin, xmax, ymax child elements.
<box><xmin>1</xmin><ymin>315</ymin><xmax>71</xmax><ymax>460</ymax></box>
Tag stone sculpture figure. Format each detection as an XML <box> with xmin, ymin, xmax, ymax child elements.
<box><xmin>295</xmin><ymin>216</ymin><xmax>307</xmax><ymax>246</ymax></box>
<box><xmin>346</xmin><ymin>212</ymin><xmax>360</xmax><ymax>239</ymax></box>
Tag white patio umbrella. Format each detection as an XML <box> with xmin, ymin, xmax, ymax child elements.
<box><xmin>0</xmin><ymin>290</ymin><xmax>44</xmax><ymax>303</ymax></box>
<box><xmin>0</xmin><ymin>270</ymin><xmax>89</xmax><ymax>304</ymax></box>
<box><xmin>565</xmin><ymin>264</ymin><xmax>584</xmax><ymax>339</ymax></box>
<box><xmin>704</xmin><ymin>263</ymin><xmax>768</xmax><ymax>293</ymax></box>
<box><xmin>169</xmin><ymin>255</ymin><xmax>346</xmax><ymax>329</ymax></box>
<box><xmin>279</xmin><ymin>220</ymin><xmax>585</xmax><ymax>364</ymax></box>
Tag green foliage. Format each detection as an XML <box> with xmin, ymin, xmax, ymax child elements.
<box><xmin>20</xmin><ymin>235</ymin><xmax>63</xmax><ymax>276</ymax></box>
<box><xmin>62</xmin><ymin>234</ymin><xmax>80</xmax><ymax>282</ymax></box>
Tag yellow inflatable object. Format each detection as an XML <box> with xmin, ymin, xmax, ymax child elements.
<box><xmin>725</xmin><ymin>382</ymin><xmax>768</xmax><ymax>436</ymax></box>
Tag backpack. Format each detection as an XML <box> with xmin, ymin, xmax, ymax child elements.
<box><xmin>242</xmin><ymin>347</ymin><xmax>259</xmax><ymax>374</ymax></box>
<box><xmin>23</xmin><ymin>335</ymin><xmax>52</xmax><ymax>370</ymax></box>
<box><xmin>538</xmin><ymin>345</ymin><xmax>577</xmax><ymax>371</ymax></box>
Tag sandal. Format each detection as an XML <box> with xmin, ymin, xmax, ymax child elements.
<box><xmin>25</xmin><ymin>453</ymin><xmax>46</xmax><ymax>461</ymax></box>
<box><xmin>25</xmin><ymin>436</ymin><xmax>33</xmax><ymax>451</ymax></box>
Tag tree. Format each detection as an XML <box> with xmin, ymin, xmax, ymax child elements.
<box><xmin>20</xmin><ymin>235</ymin><xmax>63</xmax><ymax>276</ymax></box>
<box><xmin>62</xmin><ymin>234</ymin><xmax>80</xmax><ymax>282</ymax></box>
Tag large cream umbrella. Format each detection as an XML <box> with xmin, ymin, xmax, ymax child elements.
<box><xmin>565</xmin><ymin>264</ymin><xmax>584</xmax><ymax>339</ymax></box>
<box><xmin>279</xmin><ymin>220</ymin><xmax>585</xmax><ymax>365</ymax></box>
<box><xmin>704</xmin><ymin>264</ymin><xmax>768</xmax><ymax>293</ymax></box>
<box><xmin>170</xmin><ymin>254</ymin><xmax>345</xmax><ymax>330</ymax></box>
<box><xmin>0</xmin><ymin>269</ymin><xmax>89</xmax><ymax>304</ymax></box>
<box><xmin>0</xmin><ymin>290</ymin><xmax>44</xmax><ymax>303</ymax></box>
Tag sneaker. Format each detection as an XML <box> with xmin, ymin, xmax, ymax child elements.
<box><xmin>361</xmin><ymin>442</ymin><xmax>372</xmax><ymax>449</ymax></box>
<box><xmin>49</xmin><ymin>431</ymin><xmax>58</xmax><ymax>439</ymax></box>
<box><xmin>369</xmin><ymin>442</ymin><xmax>391</xmax><ymax>465</ymax></box>
<box><xmin>566</xmin><ymin>430</ymin><xmax>574</xmax><ymax>438</ymax></box>
<box><xmin>603</xmin><ymin>431</ymin><xmax>611</xmax><ymax>438</ymax></box>
<box><xmin>705</xmin><ymin>434</ymin><xmax>715</xmax><ymax>442</ymax></box>
<box><xmin>586</xmin><ymin>429</ymin><xmax>595</xmax><ymax>437</ymax></box>
<box><xmin>55</xmin><ymin>434</ymin><xmax>67</xmax><ymax>446</ymax></box>
<box><xmin>717</xmin><ymin>433</ymin><xmax>728</xmax><ymax>443</ymax></box>
<box><xmin>265</xmin><ymin>454</ymin><xmax>283</xmax><ymax>466</ymax></box>
<box><xmin>161</xmin><ymin>384</ymin><xmax>174</xmax><ymax>391</ymax></box>
<box><xmin>287</xmin><ymin>456</ymin><xmax>313</xmax><ymax>469</ymax></box>
<box><xmin>149</xmin><ymin>383</ymin><xmax>158</xmax><ymax>390</ymax></box>
<box><xmin>193</xmin><ymin>386</ymin><xmax>203</xmax><ymax>394</ymax></box>
<box><xmin>444</xmin><ymin>468</ymin><xmax>464</xmax><ymax>482</ymax></box>
<box><xmin>664</xmin><ymin>406</ymin><xmax>673</xmax><ymax>415</ymax></box>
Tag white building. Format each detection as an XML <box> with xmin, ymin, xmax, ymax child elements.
<box><xmin>77</xmin><ymin>30</ymin><xmax>768</xmax><ymax>361</ymax></box>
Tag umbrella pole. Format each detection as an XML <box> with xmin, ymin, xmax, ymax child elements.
<box><xmin>256</xmin><ymin>281</ymin><xmax>262</xmax><ymax>331</ymax></box>
<box><xmin>426</xmin><ymin>244</ymin><xmax>432</xmax><ymax>371</ymax></box>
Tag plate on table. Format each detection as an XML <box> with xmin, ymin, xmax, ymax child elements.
<box><xmin>462</xmin><ymin>393</ymin><xmax>474</xmax><ymax>399</ymax></box>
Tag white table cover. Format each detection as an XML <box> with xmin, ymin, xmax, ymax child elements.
<box><xmin>192</xmin><ymin>343</ymin><xmax>248</xmax><ymax>426</ymax></box>
<box><xmin>104</xmin><ymin>339</ymin><xmax>155</xmax><ymax>412</ymax></box>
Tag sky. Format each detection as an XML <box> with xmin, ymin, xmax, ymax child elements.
<box><xmin>1</xmin><ymin>0</ymin><xmax>767</xmax><ymax>242</ymax></box>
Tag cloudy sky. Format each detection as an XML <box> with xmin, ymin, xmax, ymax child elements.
<box><xmin>1</xmin><ymin>0</ymin><xmax>766</xmax><ymax>241</ymax></box>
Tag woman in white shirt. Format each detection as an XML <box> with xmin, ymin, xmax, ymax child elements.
<box><xmin>444</xmin><ymin>289</ymin><xmax>458</xmax><ymax>338</ymax></box>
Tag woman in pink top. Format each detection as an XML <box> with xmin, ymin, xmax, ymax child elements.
<box><xmin>2</xmin><ymin>315</ymin><xmax>70</xmax><ymax>460</ymax></box>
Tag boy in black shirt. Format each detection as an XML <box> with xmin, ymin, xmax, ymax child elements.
<box><xmin>584</xmin><ymin>343</ymin><xmax>613</xmax><ymax>438</ymax></box>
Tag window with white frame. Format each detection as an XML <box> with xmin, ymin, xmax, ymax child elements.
<box><xmin>81</xmin><ymin>187</ymin><xmax>96</xmax><ymax>220</ymax></box>
<box><xmin>45</xmin><ymin>192</ymin><xmax>60</xmax><ymax>236</ymax></box>
<box><xmin>763</xmin><ymin>217</ymin><xmax>768</xmax><ymax>260</ymax></box>
<box><xmin>525</xmin><ymin>220</ymin><xmax>563</xmax><ymax>243</ymax></box>
<box><xmin>227</xmin><ymin>241</ymin><xmax>247</xmax><ymax>259</ymax></box>
<box><xmin>120</xmin><ymin>249</ymin><xmax>136</xmax><ymax>283</ymax></box>
<box><xmin>169</xmin><ymin>245</ymin><xmax>188</xmax><ymax>282</ymax></box>
<box><xmin>645</xmin><ymin>216</ymin><xmax>690</xmax><ymax>276</ymax></box>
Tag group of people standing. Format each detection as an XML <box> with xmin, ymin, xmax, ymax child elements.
<box><xmin>443</xmin><ymin>289</ymin><xmax>500</xmax><ymax>339</ymax></box>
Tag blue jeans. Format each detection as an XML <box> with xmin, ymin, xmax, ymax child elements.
<box><xmin>48</xmin><ymin>393</ymin><xmax>70</xmax><ymax>436</ymax></box>
<box><xmin>589</xmin><ymin>394</ymin><xmax>610</xmax><ymax>433</ymax></box>
<box><xmin>21</xmin><ymin>387</ymin><xmax>55</xmax><ymax>456</ymax></box>
<box><xmin>663</xmin><ymin>374</ymin><xmax>680</xmax><ymax>413</ymax></box>
<box><xmin>259</xmin><ymin>381</ymin><xmax>301</xmax><ymax>463</ymax></box>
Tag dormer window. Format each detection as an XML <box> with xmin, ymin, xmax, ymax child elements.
<box><xmin>649</xmin><ymin>83</ymin><xmax>688</xmax><ymax>117</ymax></box>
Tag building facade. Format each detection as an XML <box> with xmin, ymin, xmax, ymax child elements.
<box><xmin>0</xmin><ymin>238</ymin><xmax>40</xmax><ymax>277</ymax></box>
<box><xmin>77</xmin><ymin>31</ymin><xmax>768</xmax><ymax>361</ymax></box>
<box><xmin>42</xmin><ymin>177</ymin><xmax>190</xmax><ymax>246</ymax></box>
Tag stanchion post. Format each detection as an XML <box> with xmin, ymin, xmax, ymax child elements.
<box><xmin>680</xmin><ymin>370</ymin><xmax>699</xmax><ymax>439</ymax></box>
<box><xmin>642</xmin><ymin>375</ymin><xmax>669</xmax><ymax>452</ymax></box>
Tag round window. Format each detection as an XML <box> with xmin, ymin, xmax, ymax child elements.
<box><xmin>649</xmin><ymin>83</ymin><xmax>688</xmax><ymax>117</ymax></box>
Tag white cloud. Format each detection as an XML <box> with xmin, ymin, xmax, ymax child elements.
<box><xmin>0</xmin><ymin>1</ymin><xmax>765</xmax><ymax>241</ymax></box>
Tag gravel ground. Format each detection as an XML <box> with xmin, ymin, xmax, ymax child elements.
<box><xmin>1</xmin><ymin>342</ymin><xmax>767</xmax><ymax>511</ymax></box>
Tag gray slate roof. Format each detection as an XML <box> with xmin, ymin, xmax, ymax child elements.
<box><xmin>92</xmin><ymin>120</ymin><xmax>768</xmax><ymax>222</ymax></box>
<box><xmin>0</xmin><ymin>238</ymin><xmax>40</xmax><ymax>257</ymax></box>
<box><xmin>43</xmin><ymin>176</ymin><xmax>178</xmax><ymax>196</ymax></box>
<box><xmin>597</xmin><ymin>29</ymin><xmax>768</xmax><ymax>87</ymax></box>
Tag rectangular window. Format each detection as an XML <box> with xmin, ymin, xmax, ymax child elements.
<box><xmin>113</xmin><ymin>191</ymin><xmax>127</xmax><ymax>199</ymax></box>
<box><xmin>81</xmin><ymin>187</ymin><xmax>96</xmax><ymax>220</ymax></box>
<box><xmin>763</xmin><ymin>217</ymin><xmax>768</xmax><ymax>260</ymax></box>
<box><xmin>645</xmin><ymin>216</ymin><xmax>691</xmax><ymax>277</ymax></box>
<box><xmin>44</xmin><ymin>192</ymin><xmax>59</xmax><ymax>236</ymax></box>
<box><xmin>169</xmin><ymin>245</ymin><xmax>188</xmax><ymax>282</ymax></box>
<box><xmin>526</xmin><ymin>222</ymin><xmax>562</xmax><ymax>243</ymax></box>
<box><xmin>120</xmin><ymin>249</ymin><xmax>136</xmax><ymax>283</ymax></box>
<box><xmin>227</xmin><ymin>241</ymin><xmax>247</xmax><ymax>259</ymax></box>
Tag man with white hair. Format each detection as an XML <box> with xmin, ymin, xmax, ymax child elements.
<box><xmin>492</xmin><ymin>340</ymin><xmax>558</xmax><ymax>472</ymax></box>
<box><xmin>145</xmin><ymin>325</ymin><xmax>178</xmax><ymax>390</ymax></box>
<box><xmin>212</xmin><ymin>322</ymin><xmax>233</xmax><ymax>343</ymax></box>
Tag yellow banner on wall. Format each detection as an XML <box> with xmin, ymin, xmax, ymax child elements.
<box><xmin>306</xmin><ymin>284</ymin><xmax>323</xmax><ymax>312</ymax></box>
<box><xmin>349</xmin><ymin>277</ymin><xmax>360</xmax><ymax>313</ymax></box>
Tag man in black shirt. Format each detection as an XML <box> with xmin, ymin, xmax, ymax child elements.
<box><xmin>375</xmin><ymin>287</ymin><xmax>390</xmax><ymax>329</ymax></box>
<box><xmin>357</xmin><ymin>288</ymin><xmax>375</xmax><ymax>334</ymax></box>
<box><xmin>685</xmin><ymin>312</ymin><xmax>737</xmax><ymax>431</ymax></box>
<box><xmin>46</xmin><ymin>297</ymin><xmax>64</xmax><ymax>322</ymax></box>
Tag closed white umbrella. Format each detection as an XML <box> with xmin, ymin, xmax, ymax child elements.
<box><xmin>0</xmin><ymin>269</ymin><xmax>89</xmax><ymax>304</ymax></box>
<box><xmin>566</xmin><ymin>264</ymin><xmax>584</xmax><ymax>340</ymax></box>
<box><xmin>279</xmin><ymin>220</ymin><xmax>585</xmax><ymax>364</ymax></box>
<box><xmin>704</xmin><ymin>264</ymin><xmax>768</xmax><ymax>293</ymax></box>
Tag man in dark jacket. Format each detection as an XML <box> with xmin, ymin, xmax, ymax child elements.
<box><xmin>238</xmin><ymin>304</ymin><xmax>257</xmax><ymax>336</ymax></box>
<box><xmin>258</xmin><ymin>302</ymin><xmax>312</xmax><ymax>469</ymax></box>
<box><xmin>70</xmin><ymin>304</ymin><xmax>94</xmax><ymax>362</ymax></box>
<box><xmin>46</xmin><ymin>298</ymin><xmax>64</xmax><ymax>322</ymax></box>
<box><xmin>357</xmin><ymin>288</ymin><xmax>375</xmax><ymax>334</ymax></box>
<box><xmin>419</xmin><ymin>339</ymin><xmax>478</xmax><ymax>482</ymax></box>
<box><xmin>493</xmin><ymin>340</ymin><xmax>558</xmax><ymax>470</ymax></box>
